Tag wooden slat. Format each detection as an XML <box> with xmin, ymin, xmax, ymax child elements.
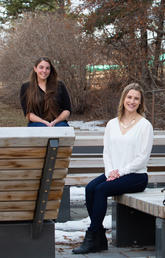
<box><xmin>65</xmin><ymin>171</ymin><xmax>165</xmax><ymax>186</ymax></box>
<box><xmin>74</xmin><ymin>129</ymin><xmax>165</xmax><ymax>136</ymax></box>
<box><xmin>154</xmin><ymin>135</ymin><xmax>165</xmax><ymax>145</ymax></box>
<box><xmin>148</xmin><ymin>157</ymin><xmax>165</xmax><ymax>166</ymax></box>
<box><xmin>0</xmin><ymin>147</ymin><xmax>46</xmax><ymax>158</ymax></box>
<box><xmin>0</xmin><ymin>147</ymin><xmax>72</xmax><ymax>159</ymax></box>
<box><xmin>74</xmin><ymin>135</ymin><xmax>104</xmax><ymax>147</ymax></box>
<box><xmin>65</xmin><ymin>173</ymin><xmax>101</xmax><ymax>185</ymax></box>
<box><xmin>74</xmin><ymin>130</ymin><xmax>103</xmax><ymax>147</ymax></box>
<box><xmin>0</xmin><ymin>137</ymin><xmax>74</xmax><ymax>147</ymax></box>
<box><xmin>74</xmin><ymin>130</ymin><xmax>165</xmax><ymax>147</ymax></box>
<box><xmin>72</xmin><ymin>152</ymin><xmax>164</xmax><ymax>158</ymax></box>
<box><xmin>69</xmin><ymin>156</ymin><xmax>165</xmax><ymax>169</ymax></box>
<box><xmin>0</xmin><ymin>168</ymin><xmax>68</xmax><ymax>180</ymax></box>
<box><xmin>0</xmin><ymin>211</ymin><xmax>34</xmax><ymax>221</ymax></box>
<box><xmin>0</xmin><ymin>158</ymin><xmax>70</xmax><ymax>169</ymax></box>
<box><xmin>148</xmin><ymin>171</ymin><xmax>165</xmax><ymax>183</ymax></box>
<box><xmin>0</xmin><ymin>179</ymin><xmax>65</xmax><ymax>190</ymax></box>
<box><xmin>0</xmin><ymin>127</ymin><xmax>75</xmax><ymax>147</ymax></box>
<box><xmin>69</xmin><ymin>157</ymin><xmax>103</xmax><ymax>168</ymax></box>
<box><xmin>0</xmin><ymin>200</ymin><xmax>59</xmax><ymax>211</ymax></box>
<box><xmin>45</xmin><ymin>210</ymin><xmax>59</xmax><ymax>220</ymax></box>
<box><xmin>113</xmin><ymin>188</ymin><xmax>165</xmax><ymax>218</ymax></box>
<box><xmin>0</xmin><ymin>190</ymin><xmax>62</xmax><ymax>201</ymax></box>
<box><xmin>0</xmin><ymin>209</ymin><xmax>59</xmax><ymax>221</ymax></box>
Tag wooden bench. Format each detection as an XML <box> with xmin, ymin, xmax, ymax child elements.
<box><xmin>112</xmin><ymin>188</ymin><xmax>165</xmax><ymax>258</ymax></box>
<box><xmin>55</xmin><ymin>130</ymin><xmax>165</xmax><ymax>222</ymax></box>
<box><xmin>0</xmin><ymin>127</ymin><xmax>75</xmax><ymax>258</ymax></box>
<box><xmin>67</xmin><ymin>130</ymin><xmax>165</xmax><ymax>186</ymax></box>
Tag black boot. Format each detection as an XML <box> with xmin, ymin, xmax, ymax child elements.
<box><xmin>100</xmin><ymin>228</ymin><xmax>108</xmax><ymax>250</ymax></box>
<box><xmin>72</xmin><ymin>230</ymin><xmax>100</xmax><ymax>254</ymax></box>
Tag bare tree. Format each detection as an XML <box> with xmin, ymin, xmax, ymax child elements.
<box><xmin>78</xmin><ymin>0</ymin><xmax>165</xmax><ymax>89</ymax></box>
<box><xmin>0</xmin><ymin>13</ymin><xmax>95</xmax><ymax>113</ymax></box>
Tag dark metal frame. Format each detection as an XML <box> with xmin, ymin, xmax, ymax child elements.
<box><xmin>112</xmin><ymin>202</ymin><xmax>155</xmax><ymax>247</ymax></box>
<box><xmin>32</xmin><ymin>138</ymin><xmax>59</xmax><ymax>239</ymax></box>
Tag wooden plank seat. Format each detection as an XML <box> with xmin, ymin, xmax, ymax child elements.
<box><xmin>0</xmin><ymin>127</ymin><xmax>75</xmax><ymax>258</ymax></box>
<box><xmin>113</xmin><ymin>188</ymin><xmax>165</xmax><ymax>218</ymax></box>
<box><xmin>112</xmin><ymin>188</ymin><xmax>165</xmax><ymax>257</ymax></box>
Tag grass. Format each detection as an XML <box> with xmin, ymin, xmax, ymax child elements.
<box><xmin>0</xmin><ymin>83</ymin><xmax>111</xmax><ymax>127</ymax></box>
<box><xmin>0</xmin><ymin>86</ymin><xmax>109</xmax><ymax>127</ymax></box>
<box><xmin>0</xmin><ymin>101</ymin><xmax>27</xmax><ymax>127</ymax></box>
<box><xmin>0</xmin><ymin>100</ymin><xmax>93</xmax><ymax>127</ymax></box>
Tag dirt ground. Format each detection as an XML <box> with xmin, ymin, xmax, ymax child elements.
<box><xmin>0</xmin><ymin>85</ymin><xmax>109</xmax><ymax>127</ymax></box>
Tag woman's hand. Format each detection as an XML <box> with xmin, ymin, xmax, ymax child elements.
<box><xmin>49</xmin><ymin>120</ymin><xmax>57</xmax><ymax>127</ymax></box>
<box><xmin>44</xmin><ymin>121</ymin><xmax>52</xmax><ymax>127</ymax></box>
<box><xmin>106</xmin><ymin>169</ymin><xmax>120</xmax><ymax>181</ymax></box>
<box><xmin>49</xmin><ymin>110</ymin><xmax>70</xmax><ymax>127</ymax></box>
<box><xmin>26</xmin><ymin>113</ymin><xmax>52</xmax><ymax>127</ymax></box>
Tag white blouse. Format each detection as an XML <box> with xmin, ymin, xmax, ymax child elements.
<box><xmin>103</xmin><ymin>117</ymin><xmax>153</xmax><ymax>178</ymax></box>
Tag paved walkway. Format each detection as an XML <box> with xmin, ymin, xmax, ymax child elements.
<box><xmin>56</xmin><ymin>244</ymin><xmax>155</xmax><ymax>257</ymax></box>
<box><xmin>55</xmin><ymin>199</ymin><xmax>156</xmax><ymax>258</ymax></box>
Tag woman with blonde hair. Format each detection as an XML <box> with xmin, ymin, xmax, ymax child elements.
<box><xmin>72</xmin><ymin>82</ymin><xmax>153</xmax><ymax>254</ymax></box>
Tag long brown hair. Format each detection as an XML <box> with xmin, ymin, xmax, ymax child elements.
<box><xmin>26</xmin><ymin>57</ymin><xmax>59</xmax><ymax>121</ymax></box>
<box><xmin>118</xmin><ymin>83</ymin><xmax>146</xmax><ymax>120</ymax></box>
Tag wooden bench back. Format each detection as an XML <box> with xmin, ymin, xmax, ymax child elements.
<box><xmin>0</xmin><ymin>127</ymin><xmax>75</xmax><ymax>221</ymax></box>
<box><xmin>66</xmin><ymin>130</ymin><xmax>165</xmax><ymax>186</ymax></box>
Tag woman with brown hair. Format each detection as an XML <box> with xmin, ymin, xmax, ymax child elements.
<box><xmin>72</xmin><ymin>83</ymin><xmax>153</xmax><ymax>254</ymax></box>
<box><xmin>20</xmin><ymin>57</ymin><xmax>71</xmax><ymax>127</ymax></box>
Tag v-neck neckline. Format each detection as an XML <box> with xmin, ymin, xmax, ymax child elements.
<box><xmin>118</xmin><ymin>117</ymin><xmax>144</xmax><ymax>136</ymax></box>
<box><xmin>38</xmin><ymin>85</ymin><xmax>46</xmax><ymax>93</ymax></box>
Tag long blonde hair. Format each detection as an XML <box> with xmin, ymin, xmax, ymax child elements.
<box><xmin>118</xmin><ymin>83</ymin><xmax>146</xmax><ymax>120</ymax></box>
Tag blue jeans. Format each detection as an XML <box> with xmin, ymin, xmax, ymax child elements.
<box><xmin>28</xmin><ymin>121</ymin><xmax>69</xmax><ymax>127</ymax></box>
<box><xmin>86</xmin><ymin>173</ymin><xmax>148</xmax><ymax>232</ymax></box>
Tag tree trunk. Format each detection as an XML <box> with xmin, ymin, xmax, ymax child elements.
<box><xmin>152</xmin><ymin>0</ymin><xmax>165</xmax><ymax>80</ymax></box>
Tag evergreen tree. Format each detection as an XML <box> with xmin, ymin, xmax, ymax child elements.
<box><xmin>0</xmin><ymin>0</ymin><xmax>71</xmax><ymax>23</ymax></box>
